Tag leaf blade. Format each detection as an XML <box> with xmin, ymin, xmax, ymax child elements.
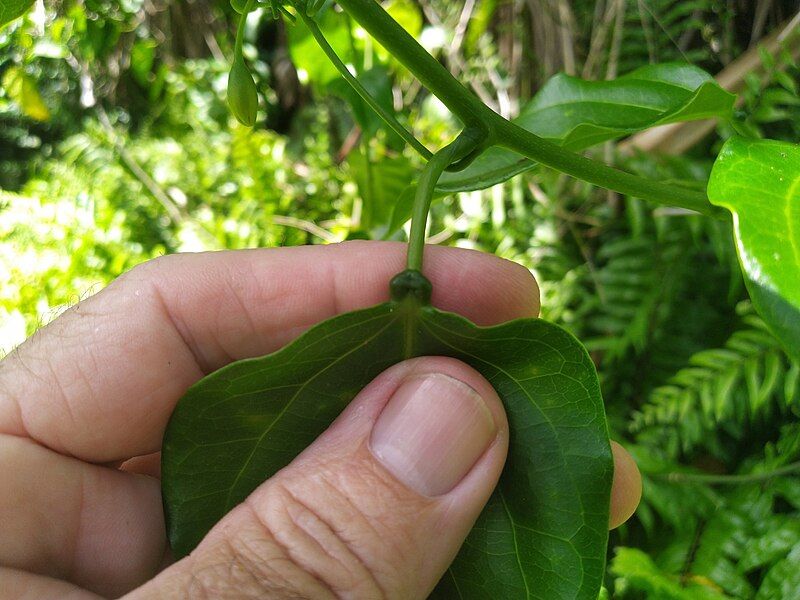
<box><xmin>437</xmin><ymin>64</ymin><xmax>734</xmax><ymax>195</ymax></box>
<box><xmin>0</xmin><ymin>0</ymin><xmax>34</xmax><ymax>28</ymax></box>
<box><xmin>162</xmin><ymin>300</ymin><xmax>612</xmax><ymax>599</ymax></box>
<box><xmin>708</xmin><ymin>137</ymin><xmax>800</xmax><ymax>362</ymax></box>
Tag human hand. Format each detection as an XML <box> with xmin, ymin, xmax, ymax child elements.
<box><xmin>0</xmin><ymin>242</ymin><xmax>641</xmax><ymax>599</ymax></box>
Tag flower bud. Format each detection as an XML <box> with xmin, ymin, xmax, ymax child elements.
<box><xmin>227</xmin><ymin>55</ymin><xmax>258</xmax><ymax>127</ymax></box>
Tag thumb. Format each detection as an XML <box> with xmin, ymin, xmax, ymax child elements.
<box><xmin>132</xmin><ymin>356</ymin><xmax>509</xmax><ymax>599</ymax></box>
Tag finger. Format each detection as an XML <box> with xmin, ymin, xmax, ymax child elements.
<box><xmin>0</xmin><ymin>435</ymin><xmax>165</xmax><ymax>597</ymax></box>
<box><xmin>609</xmin><ymin>441</ymin><xmax>642</xmax><ymax>529</ymax></box>
<box><xmin>0</xmin><ymin>567</ymin><xmax>102</xmax><ymax>600</ymax></box>
<box><xmin>0</xmin><ymin>241</ymin><xmax>538</xmax><ymax>463</ymax></box>
<box><xmin>129</xmin><ymin>357</ymin><xmax>509</xmax><ymax>599</ymax></box>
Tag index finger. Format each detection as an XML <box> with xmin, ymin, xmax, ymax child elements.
<box><xmin>0</xmin><ymin>241</ymin><xmax>539</xmax><ymax>462</ymax></box>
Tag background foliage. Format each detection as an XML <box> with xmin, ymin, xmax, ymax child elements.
<box><xmin>2</xmin><ymin>0</ymin><xmax>799</xmax><ymax>597</ymax></box>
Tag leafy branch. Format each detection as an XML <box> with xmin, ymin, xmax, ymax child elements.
<box><xmin>332</xmin><ymin>0</ymin><xmax>727</xmax><ymax>219</ymax></box>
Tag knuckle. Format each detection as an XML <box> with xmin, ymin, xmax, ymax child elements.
<box><xmin>244</xmin><ymin>477</ymin><xmax>389</xmax><ymax>599</ymax></box>
<box><xmin>186</xmin><ymin>531</ymin><xmax>318</xmax><ymax>599</ymax></box>
<box><xmin>245</xmin><ymin>453</ymin><xmax>428</xmax><ymax>599</ymax></box>
<box><xmin>190</xmin><ymin>454</ymin><xmax>428</xmax><ymax>600</ymax></box>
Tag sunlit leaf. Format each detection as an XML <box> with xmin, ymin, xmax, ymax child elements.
<box><xmin>610</xmin><ymin>547</ymin><xmax>728</xmax><ymax>599</ymax></box>
<box><xmin>384</xmin><ymin>0</ymin><xmax>421</xmax><ymax>38</ymax></box>
<box><xmin>287</xmin><ymin>9</ymin><xmax>353</xmax><ymax>86</ymax></box>
<box><xmin>1</xmin><ymin>66</ymin><xmax>50</xmax><ymax>121</ymax></box>
<box><xmin>376</xmin><ymin>0</ymin><xmax>422</xmax><ymax>66</ymax></box>
<box><xmin>162</xmin><ymin>274</ymin><xmax>612</xmax><ymax>599</ymax></box>
<box><xmin>708</xmin><ymin>137</ymin><xmax>800</xmax><ymax>362</ymax></box>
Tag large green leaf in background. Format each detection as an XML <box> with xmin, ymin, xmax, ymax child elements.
<box><xmin>329</xmin><ymin>66</ymin><xmax>398</xmax><ymax>140</ymax></box>
<box><xmin>387</xmin><ymin>64</ymin><xmax>735</xmax><ymax>233</ymax></box>
<box><xmin>0</xmin><ymin>0</ymin><xmax>33</xmax><ymax>27</ymax></box>
<box><xmin>162</xmin><ymin>275</ymin><xmax>612</xmax><ymax>599</ymax></box>
<box><xmin>347</xmin><ymin>150</ymin><xmax>414</xmax><ymax>234</ymax></box>
<box><xmin>287</xmin><ymin>8</ymin><xmax>352</xmax><ymax>87</ymax></box>
<box><xmin>439</xmin><ymin>64</ymin><xmax>735</xmax><ymax>193</ymax></box>
<box><xmin>708</xmin><ymin>137</ymin><xmax>800</xmax><ymax>362</ymax></box>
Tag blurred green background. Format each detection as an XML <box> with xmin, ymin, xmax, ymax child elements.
<box><xmin>2</xmin><ymin>1</ymin><xmax>800</xmax><ymax>597</ymax></box>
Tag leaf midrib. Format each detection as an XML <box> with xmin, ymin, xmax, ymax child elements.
<box><xmin>220</xmin><ymin>311</ymin><xmax>399</xmax><ymax>511</ymax></box>
<box><xmin>420</xmin><ymin>315</ymin><xmax>593</xmax><ymax>596</ymax></box>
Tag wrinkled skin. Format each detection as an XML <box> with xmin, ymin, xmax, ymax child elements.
<box><xmin>0</xmin><ymin>242</ymin><xmax>641</xmax><ymax>599</ymax></box>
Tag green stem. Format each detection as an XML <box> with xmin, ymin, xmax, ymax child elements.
<box><xmin>491</xmin><ymin>117</ymin><xmax>727</xmax><ymax>219</ymax></box>
<box><xmin>297</xmin><ymin>11</ymin><xmax>432</xmax><ymax>160</ymax></box>
<box><xmin>361</xmin><ymin>136</ymin><xmax>375</xmax><ymax>228</ymax></box>
<box><xmin>336</xmin><ymin>0</ymin><xmax>491</xmax><ymax>131</ymax></box>
<box><xmin>407</xmin><ymin>130</ymin><xmax>484</xmax><ymax>271</ymax></box>
<box><xmin>651</xmin><ymin>461</ymin><xmax>800</xmax><ymax>485</ymax></box>
<box><xmin>234</xmin><ymin>0</ymin><xmax>255</xmax><ymax>55</ymax></box>
<box><xmin>335</xmin><ymin>0</ymin><xmax>726</xmax><ymax>217</ymax></box>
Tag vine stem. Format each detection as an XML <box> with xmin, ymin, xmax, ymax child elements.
<box><xmin>407</xmin><ymin>130</ymin><xmax>484</xmax><ymax>271</ymax></box>
<box><xmin>335</xmin><ymin>0</ymin><xmax>727</xmax><ymax>218</ymax></box>
<box><xmin>234</xmin><ymin>0</ymin><xmax>255</xmax><ymax>55</ymax></box>
<box><xmin>336</xmin><ymin>0</ymin><xmax>491</xmax><ymax>131</ymax></box>
<box><xmin>651</xmin><ymin>461</ymin><xmax>800</xmax><ymax>485</ymax></box>
<box><xmin>296</xmin><ymin>10</ymin><xmax>432</xmax><ymax>160</ymax></box>
<box><xmin>491</xmin><ymin>117</ymin><xmax>727</xmax><ymax>218</ymax></box>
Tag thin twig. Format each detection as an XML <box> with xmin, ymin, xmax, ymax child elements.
<box><xmin>269</xmin><ymin>215</ymin><xmax>340</xmax><ymax>242</ymax></box>
<box><xmin>419</xmin><ymin>3</ymin><xmax>499</xmax><ymax>111</ymax></box>
<box><xmin>651</xmin><ymin>461</ymin><xmax>800</xmax><ymax>485</ymax></box>
<box><xmin>557</xmin><ymin>0</ymin><xmax>576</xmax><ymax>76</ymax></box>
<box><xmin>95</xmin><ymin>106</ymin><xmax>184</xmax><ymax>225</ymax></box>
<box><xmin>450</xmin><ymin>0</ymin><xmax>476</xmax><ymax>57</ymax></box>
<box><xmin>426</xmin><ymin>228</ymin><xmax>454</xmax><ymax>245</ymax></box>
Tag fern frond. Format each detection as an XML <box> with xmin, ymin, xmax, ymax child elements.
<box><xmin>632</xmin><ymin>310</ymin><xmax>799</xmax><ymax>458</ymax></box>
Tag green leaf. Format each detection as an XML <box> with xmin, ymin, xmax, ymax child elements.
<box><xmin>610</xmin><ymin>547</ymin><xmax>728</xmax><ymax>600</ymax></box>
<box><xmin>162</xmin><ymin>275</ymin><xmax>612</xmax><ymax>599</ymax></box>
<box><xmin>465</xmin><ymin>0</ymin><xmax>497</xmax><ymax>52</ymax></box>
<box><xmin>386</xmin><ymin>64</ymin><xmax>735</xmax><ymax>234</ymax></box>
<box><xmin>287</xmin><ymin>9</ymin><xmax>352</xmax><ymax>87</ymax></box>
<box><xmin>375</xmin><ymin>0</ymin><xmax>421</xmax><ymax>67</ymax></box>
<box><xmin>1</xmin><ymin>66</ymin><xmax>50</xmax><ymax>121</ymax></box>
<box><xmin>708</xmin><ymin>137</ymin><xmax>800</xmax><ymax>362</ymax></box>
<box><xmin>755</xmin><ymin>542</ymin><xmax>800</xmax><ymax>600</ymax></box>
<box><xmin>328</xmin><ymin>66</ymin><xmax>397</xmax><ymax>140</ymax></box>
<box><xmin>130</xmin><ymin>39</ymin><xmax>158</xmax><ymax>87</ymax></box>
<box><xmin>437</xmin><ymin>64</ymin><xmax>735</xmax><ymax>195</ymax></box>
<box><xmin>347</xmin><ymin>150</ymin><xmax>414</xmax><ymax>234</ymax></box>
<box><xmin>384</xmin><ymin>0</ymin><xmax>421</xmax><ymax>38</ymax></box>
<box><xmin>0</xmin><ymin>0</ymin><xmax>33</xmax><ymax>28</ymax></box>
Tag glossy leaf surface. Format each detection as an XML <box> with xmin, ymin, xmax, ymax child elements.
<box><xmin>162</xmin><ymin>290</ymin><xmax>612</xmax><ymax>599</ymax></box>
<box><xmin>708</xmin><ymin>137</ymin><xmax>800</xmax><ymax>362</ymax></box>
<box><xmin>0</xmin><ymin>0</ymin><xmax>33</xmax><ymax>28</ymax></box>
<box><xmin>438</xmin><ymin>64</ymin><xmax>735</xmax><ymax>194</ymax></box>
<box><xmin>388</xmin><ymin>65</ymin><xmax>734</xmax><ymax>233</ymax></box>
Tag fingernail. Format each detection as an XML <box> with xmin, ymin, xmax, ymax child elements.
<box><xmin>369</xmin><ymin>373</ymin><xmax>497</xmax><ymax>496</ymax></box>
